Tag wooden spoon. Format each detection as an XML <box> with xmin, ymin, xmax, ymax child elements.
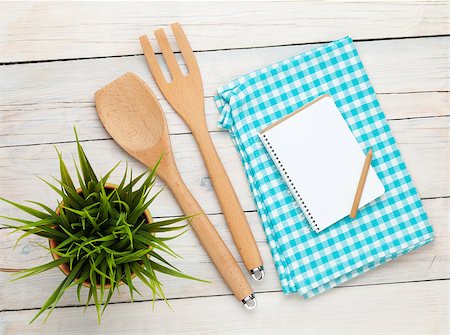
<box><xmin>95</xmin><ymin>72</ymin><xmax>256</xmax><ymax>308</ymax></box>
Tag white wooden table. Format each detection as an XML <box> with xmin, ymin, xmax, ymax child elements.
<box><xmin>0</xmin><ymin>2</ymin><xmax>449</xmax><ymax>334</ymax></box>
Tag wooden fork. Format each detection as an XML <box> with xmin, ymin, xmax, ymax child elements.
<box><xmin>139</xmin><ymin>23</ymin><xmax>264</xmax><ymax>280</ymax></box>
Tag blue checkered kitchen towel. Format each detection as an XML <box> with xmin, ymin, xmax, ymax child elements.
<box><xmin>215</xmin><ymin>37</ymin><xmax>434</xmax><ymax>298</ymax></box>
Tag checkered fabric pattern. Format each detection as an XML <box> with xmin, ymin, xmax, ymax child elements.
<box><xmin>214</xmin><ymin>37</ymin><xmax>434</xmax><ymax>298</ymax></box>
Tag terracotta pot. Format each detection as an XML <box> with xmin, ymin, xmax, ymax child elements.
<box><xmin>49</xmin><ymin>183</ymin><xmax>152</xmax><ymax>288</ymax></box>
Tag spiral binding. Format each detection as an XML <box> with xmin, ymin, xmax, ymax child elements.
<box><xmin>261</xmin><ymin>133</ymin><xmax>320</xmax><ymax>232</ymax></box>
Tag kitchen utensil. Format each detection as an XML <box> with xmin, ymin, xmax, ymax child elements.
<box><xmin>95</xmin><ymin>72</ymin><xmax>256</xmax><ymax>308</ymax></box>
<box><xmin>139</xmin><ymin>23</ymin><xmax>264</xmax><ymax>280</ymax></box>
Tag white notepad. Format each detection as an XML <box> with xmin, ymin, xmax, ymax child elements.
<box><xmin>259</xmin><ymin>95</ymin><xmax>385</xmax><ymax>233</ymax></box>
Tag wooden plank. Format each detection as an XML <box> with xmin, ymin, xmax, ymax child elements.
<box><xmin>0</xmin><ymin>280</ymin><xmax>448</xmax><ymax>334</ymax></box>
<box><xmin>0</xmin><ymin>37</ymin><xmax>448</xmax><ymax>147</ymax></box>
<box><xmin>0</xmin><ymin>196</ymin><xmax>447</xmax><ymax>311</ymax></box>
<box><xmin>0</xmin><ymin>117</ymin><xmax>447</xmax><ymax>220</ymax></box>
<box><xmin>0</xmin><ymin>2</ymin><xmax>448</xmax><ymax>62</ymax></box>
<box><xmin>1</xmin><ymin>92</ymin><xmax>448</xmax><ymax>147</ymax></box>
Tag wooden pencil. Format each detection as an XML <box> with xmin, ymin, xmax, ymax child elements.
<box><xmin>350</xmin><ymin>148</ymin><xmax>373</xmax><ymax>218</ymax></box>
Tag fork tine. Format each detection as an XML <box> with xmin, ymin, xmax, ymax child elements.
<box><xmin>154</xmin><ymin>28</ymin><xmax>183</xmax><ymax>79</ymax></box>
<box><xmin>139</xmin><ymin>34</ymin><xmax>168</xmax><ymax>86</ymax></box>
<box><xmin>170</xmin><ymin>22</ymin><xmax>200</xmax><ymax>74</ymax></box>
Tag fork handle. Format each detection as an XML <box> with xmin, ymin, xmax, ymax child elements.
<box><xmin>192</xmin><ymin>126</ymin><xmax>264</xmax><ymax>274</ymax></box>
<box><xmin>161</xmin><ymin>166</ymin><xmax>255</xmax><ymax>305</ymax></box>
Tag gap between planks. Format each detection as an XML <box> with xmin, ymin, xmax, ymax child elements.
<box><xmin>1</xmin><ymin>278</ymin><xmax>448</xmax><ymax>314</ymax></box>
<box><xmin>1</xmin><ymin>112</ymin><xmax>449</xmax><ymax>150</ymax></box>
<box><xmin>0</xmin><ymin>117</ymin><xmax>447</xmax><ymax>218</ymax></box>
<box><xmin>1</xmin><ymin>1</ymin><xmax>449</xmax><ymax>63</ymax></box>
<box><xmin>0</xmin><ymin>195</ymin><xmax>447</xmax><ymax>230</ymax></box>
<box><xmin>1</xmin><ymin>280</ymin><xmax>448</xmax><ymax>334</ymax></box>
<box><xmin>1</xmin><ymin>197</ymin><xmax>448</xmax><ymax>311</ymax></box>
<box><xmin>1</xmin><ymin>34</ymin><xmax>448</xmax><ymax>66</ymax></box>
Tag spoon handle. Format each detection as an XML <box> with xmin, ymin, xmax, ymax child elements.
<box><xmin>161</xmin><ymin>167</ymin><xmax>255</xmax><ymax>306</ymax></box>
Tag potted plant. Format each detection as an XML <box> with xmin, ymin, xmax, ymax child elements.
<box><xmin>1</xmin><ymin>130</ymin><xmax>204</xmax><ymax>323</ymax></box>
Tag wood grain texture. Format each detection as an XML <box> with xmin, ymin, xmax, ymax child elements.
<box><xmin>0</xmin><ymin>2</ymin><xmax>448</xmax><ymax>333</ymax></box>
<box><xmin>1</xmin><ymin>198</ymin><xmax>448</xmax><ymax>311</ymax></box>
<box><xmin>0</xmin><ymin>1</ymin><xmax>448</xmax><ymax>62</ymax></box>
<box><xmin>0</xmin><ymin>37</ymin><xmax>448</xmax><ymax>147</ymax></box>
<box><xmin>1</xmin><ymin>281</ymin><xmax>448</xmax><ymax>335</ymax></box>
<box><xmin>1</xmin><ymin>92</ymin><xmax>448</xmax><ymax>147</ymax></box>
<box><xmin>0</xmin><ymin>117</ymin><xmax>447</xmax><ymax>220</ymax></box>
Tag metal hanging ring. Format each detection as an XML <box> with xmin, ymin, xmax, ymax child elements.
<box><xmin>250</xmin><ymin>266</ymin><xmax>265</xmax><ymax>281</ymax></box>
<box><xmin>242</xmin><ymin>293</ymin><xmax>257</xmax><ymax>309</ymax></box>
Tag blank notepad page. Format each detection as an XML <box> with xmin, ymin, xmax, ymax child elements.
<box><xmin>259</xmin><ymin>95</ymin><xmax>385</xmax><ymax>232</ymax></box>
